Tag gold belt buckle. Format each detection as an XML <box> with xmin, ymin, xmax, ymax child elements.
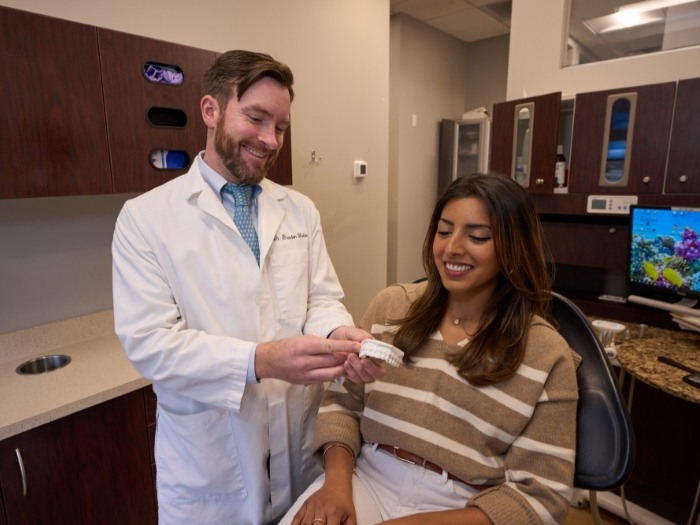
<box><xmin>391</xmin><ymin>445</ymin><xmax>429</xmax><ymax>468</ymax></box>
<box><xmin>391</xmin><ymin>446</ymin><xmax>416</xmax><ymax>465</ymax></box>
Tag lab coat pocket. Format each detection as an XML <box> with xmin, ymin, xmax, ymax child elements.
<box><xmin>270</xmin><ymin>249</ymin><xmax>309</xmax><ymax>320</ymax></box>
<box><xmin>155</xmin><ymin>406</ymin><xmax>246</xmax><ymax>504</ymax></box>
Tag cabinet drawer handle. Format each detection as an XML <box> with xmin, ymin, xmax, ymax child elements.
<box><xmin>680</xmin><ymin>175</ymin><xmax>688</xmax><ymax>183</ymax></box>
<box><xmin>15</xmin><ymin>448</ymin><xmax>27</xmax><ymax>496</ymax></box>
<box><xmin>535</xmin><ymin>178</ymin><xmax>544</xmax><ymax>185</ymax></box>
<box><xmin>642</xmin><ymin>176</ymin><xmax>651</xmax><ymax>184</ymax></box>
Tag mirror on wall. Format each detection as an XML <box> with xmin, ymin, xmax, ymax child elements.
<box><xmin>564</xmin><ymin>0</ymin><xmax>700</xmax><ymax>66</ymax></box>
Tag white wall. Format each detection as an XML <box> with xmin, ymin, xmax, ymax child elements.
<box><xmin>388</xmin><ymin>15</ymin><xmax>508</xmax><ymax>284</ymax></box>
<box><xmin>389</xmin><ymin>14</ymin><xmax>469</xmax><ymax>284</ymax></box>
<box><xmin>0</xmin><ymin>0</ymin><xmax>390</xmax><ymax>332</ymax></box>
<box><xmin>508</xmin><ymin>0</ymin><xmax>700</xmax><ymax>100</ymax></box>
<box><xmin>463</xmin><ymin>35</ymin><xmax>510</xmax><ymax>118</ymax></box>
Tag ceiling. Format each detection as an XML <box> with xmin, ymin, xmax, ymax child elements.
<box><xmin>389</xmin><ymin>0</ymin><xmax>512</xmax><ymax>44</ymax></box>
<box><xmin>390</xmin><ymin>0</ymin><xmax>700</xmax><ymax>64</ymax></box>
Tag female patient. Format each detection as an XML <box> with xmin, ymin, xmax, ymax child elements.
<box><xmin>281</xmin><ymin>173</ymin><xmax>580</xmax><ymax>525</ymax></box>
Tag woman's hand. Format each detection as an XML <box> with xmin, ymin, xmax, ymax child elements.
<box><xmin>329</xmin><ymin>326</ymin><xmax>386</xmax><ymax>383</ymax></box>
<box><xmin>291</xmin><ymin>443</ymin><xmax>357</xmax><ymax>525</ymax></box>
<box><xmin>290</xmin><ymin>481</ymin><xmax>356</xmax><ymax>525</ymax></box>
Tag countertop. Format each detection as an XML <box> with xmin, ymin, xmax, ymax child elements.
<box><xmin>614</xmin><ymin>324</ymin><xmax>700</xmax><ymax>404</ymax></box>
<box><xmin>0</xmin><ymin>311</ymin><xmax>149</xmax><ymax>440</ymax></box>
<box><xmin>3</xmin><ymin>310</ymin><xmax>697</xmax><ymax>442</ymax></box>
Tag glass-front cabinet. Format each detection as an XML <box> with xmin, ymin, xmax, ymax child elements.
<box><xmin>490</xmin><ymin>92</ymin><xmax>562</xmax><ymax>194</ymax></box>
<box><xmin>568</xmin><ymin>82</ymin><xmax>676</xmax><ymax>194</ymax></box>
<box><xmin>438</xmin><ymin>117</ymin><xmax>490</xmax><ymax>195</ymax></box>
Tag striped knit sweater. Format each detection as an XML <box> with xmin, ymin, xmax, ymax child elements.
<box><xmin>313</xmin><ymin>282</ymin><xmax>580</xmax><ymax>525</ymax></box>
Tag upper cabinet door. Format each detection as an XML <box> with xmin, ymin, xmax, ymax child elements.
<box><xmin>97</xmin><ymin>29</ymin><xmax>216</xmax><ymax>194</ymax></box>
<box><xmin>0</xmin><ymin>6</ymin><xmax>111</xmax><ymax>198</ymax></box>
<box><xmin>490</xmin><ymin>92</ymin><xmax>561</xmax><ymax>194</ymax></box>
<box><xmin>568</xmin><ymin>82</ymin><xmax>676</xmax><ymax>195</ymax></box>
<box><xmin>665</xmin><ymin>77</ymin><xmax>700</xmax><ymax>195</ymax></box>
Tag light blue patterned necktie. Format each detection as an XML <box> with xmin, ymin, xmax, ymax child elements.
<box><xmin>223</xmin><ymin>183</ymin><xmax>260</xmax><ymax>265</ymax></box>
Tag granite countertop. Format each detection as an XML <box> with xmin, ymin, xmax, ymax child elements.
<box><xmin>613</xmin><ymin>324</ymin><xmax>700</xmax><ymax>404</ymax></box>
<box><xmin>0</xmin><ymin>311</ymin><xmax>149</xmax><ymax>440</ymax></box>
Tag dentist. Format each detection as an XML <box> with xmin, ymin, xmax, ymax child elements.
<box><xmin>112</xmin><ymin>50</ymin><xmax>382</xmax><ymax>525</ymax></box>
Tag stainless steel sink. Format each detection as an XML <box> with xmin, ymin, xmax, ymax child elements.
<box><xmin>16</xmin><ymin>354</ymin><xmax>71</xmax><ymax>375</ymax></box>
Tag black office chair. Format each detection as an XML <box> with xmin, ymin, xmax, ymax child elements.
<box><xmin>551</xmin><ymin>291</ymin><xmax>635</xmax><ymax>522</ymax></box>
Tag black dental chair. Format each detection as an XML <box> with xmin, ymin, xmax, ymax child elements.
<box><xmin>551</xmin><ymin>291</ymin><xmax>635</xmax><ymax>523</ymax></box>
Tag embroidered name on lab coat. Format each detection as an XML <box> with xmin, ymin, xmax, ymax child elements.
<box><xmin>274</xmin><ymin>232</ymin><xmax>309</xmax><ymax>241</ymax></box>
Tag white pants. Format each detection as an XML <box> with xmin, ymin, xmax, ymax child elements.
<box><xmin>279</xmin><ymin>443</ymin><xmax>479</xmax><ymax>525</ymax></box>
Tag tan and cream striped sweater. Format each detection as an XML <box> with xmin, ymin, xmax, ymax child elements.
<box><xmin>313</xmin><ymin>282</ymin><xmax>579</xmax><ymax>525</ymax></box>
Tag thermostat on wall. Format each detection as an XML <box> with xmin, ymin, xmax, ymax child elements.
<box><xmin>586</xmin><ymin>195</ymin><xmax>638</xmax><ymax>214</ymax></box>
<box><xmin>353</xmin><ymin>160</ymin><xmax>367</xmax><ymax>179</ymax></box>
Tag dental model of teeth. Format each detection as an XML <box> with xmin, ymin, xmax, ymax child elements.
<box><xmin>359</xmin><ymin>339</ymin><xmax>405</xmax><ymax>367</ymax></box>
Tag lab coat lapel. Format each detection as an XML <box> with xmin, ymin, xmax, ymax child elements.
<box><xmin>182</xmin><ymin>166</ymin><xmax>237</xmax><ymax>230</ymax></box>
<box><xmin>257</xmin><ymin>180</ymin><xmax>287</xmax><ymax>264</ymax></box>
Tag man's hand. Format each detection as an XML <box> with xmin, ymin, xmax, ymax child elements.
<box><xmin>255</xmin><ymin>335</ymin><xmax>359</xmax><ymax>384</ymax></box>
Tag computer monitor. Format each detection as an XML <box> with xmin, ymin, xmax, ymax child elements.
<box><xmin>627</xmin><ymin>205</ymin><xmax>700</xmax><ymax>317</ymax></box>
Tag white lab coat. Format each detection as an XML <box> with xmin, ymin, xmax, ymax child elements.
<box><xmin>112</xmin><ymin>163</ymin><xmax>353</xmax><ymax>525</ymax></box>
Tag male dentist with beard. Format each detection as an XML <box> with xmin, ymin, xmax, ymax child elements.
<box><xmin>112</xmin><ymin>50</ymin><xmax>383</xmax><ymax>525</ymax></box>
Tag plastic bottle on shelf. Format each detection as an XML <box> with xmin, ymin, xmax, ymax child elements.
<box><xmin>554</xmin><ymin>144</ymin><xmax>568</xmax><ymax>193</ymax></box>
<box><xmin>514</xmin><ymin>156</ymin><xmax>525</xmax><ymax>184</ymax></box>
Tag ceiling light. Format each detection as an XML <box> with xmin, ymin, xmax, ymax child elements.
<box><xmin>583</xmin><ymin>10</ymin><xmax>665</xmax><ymax>34</ymax></box>
<box><xmin>617</xmin><ymin>0</ymin><xmax>698</xmax><ymax>13</ymax></box>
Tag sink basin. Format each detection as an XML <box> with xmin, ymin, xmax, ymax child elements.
<box><xmin>16</xmin><ymin>354</ymin><xmax>71</xmax><ymax>375</ymax></box>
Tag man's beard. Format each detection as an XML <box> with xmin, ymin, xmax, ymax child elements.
<box><xmin>214</xmin><ymin>120</ymin><xmax>279</xmax><ymax>185</ymax></box>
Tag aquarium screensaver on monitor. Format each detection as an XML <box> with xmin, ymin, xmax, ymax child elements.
<box><xmin>628</xmin><ymin>205</ymin><xmax>700</xmax><ymax>300</ymax></box>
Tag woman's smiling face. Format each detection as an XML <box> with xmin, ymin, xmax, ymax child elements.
<box><xmin>432</xmin><ymin>196</ymin><xmax>502</xmax><ymax>301</ymax></box>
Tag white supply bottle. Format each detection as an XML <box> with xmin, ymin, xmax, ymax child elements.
<box><xmin>554</xmin><ymin>145</ymin><xmax>568</xmax><ymax>193</ymax></box>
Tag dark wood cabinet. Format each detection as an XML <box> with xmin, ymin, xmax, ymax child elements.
<box><xmin>490</xmin><ymin>92</ymin><xmax>561</xmax><ymax>194</ymax></box>
<box><xmin>97</xmin><ymin>29</ymin><xmax>215</xmax><ymax>193</ymax></box>
<box><xmin>618</xmin><ymin>376</ymin><xmax>700</xmax><ymax>525</ymax></box>
<box><xmin>0</xmin><ymin>6</ymin><xmax>112</xmax><ymax>198</ymax></box>
<box><xmin>665</xmin><ymin>77</ymin><xmax>700</xmax><ymax>195</ymax></box>
<box><xmin>0</xmin><ymin>389</ymin><xmax>156</xmax><ymax>525</ymax></box>
<box><xmin>568</xmin><ymin>82</ymin><xmax>676</xmax><ymax>195</ymax></box>
<box><xmin>0</xmin><ymin>484</ymin><xmax>5</xmax><ymax>525</ymax></box>
<box><xmin>144</xmin><ymin>386</ymin><xmax>157</xmax><ymax>504</ymax></box>
<box><xmin>542</xmin><ymin>218</ymin><xmax>628</xmax><ymax>270</ymax></box>
<box><xmin>0</xmin><ymin>6</ymin><xmax>293</xmax><ymax>199</ymax></box>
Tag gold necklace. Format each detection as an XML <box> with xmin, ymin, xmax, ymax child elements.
<box><xmin>462</xmin><ymin>321</ymin><xmax>478</xmax><ymax>337</ymax></box>
<box><xmin>449</xmin><ymin>312</ymin><xmax>479</xmax><ymax>336</ymax></box>
<box><xmin>449</xmin><ymin>313</ymin><xmax>473</xmax><ymax>326</ymax></box>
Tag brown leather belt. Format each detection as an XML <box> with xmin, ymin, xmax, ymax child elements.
<box><xmin>376</xmin><ymin>444</ymin><xmax>487</xmax><ymax>491</ymax></box>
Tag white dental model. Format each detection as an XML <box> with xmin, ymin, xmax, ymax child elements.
<box><xmin>359</xmin><ymin>339</ymin><xmax>405</xmax><ymax>367</ymax></box>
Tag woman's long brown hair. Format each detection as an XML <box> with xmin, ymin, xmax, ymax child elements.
<box><xmin>392</xmin><ymin>173</ymin><xmax>554</xmax><ymax>386</ymax></box>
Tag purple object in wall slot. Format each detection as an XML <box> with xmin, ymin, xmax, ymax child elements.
<box><xmin>143</xmin><ymin>62</ymin><xmax>184</xmax><ymax>85</ymax></box>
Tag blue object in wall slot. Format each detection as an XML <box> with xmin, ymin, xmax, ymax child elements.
<box><xmin>150</xmin><ymin>149</ymin><xmax>190</xmax><ymax>169</ymax></box>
